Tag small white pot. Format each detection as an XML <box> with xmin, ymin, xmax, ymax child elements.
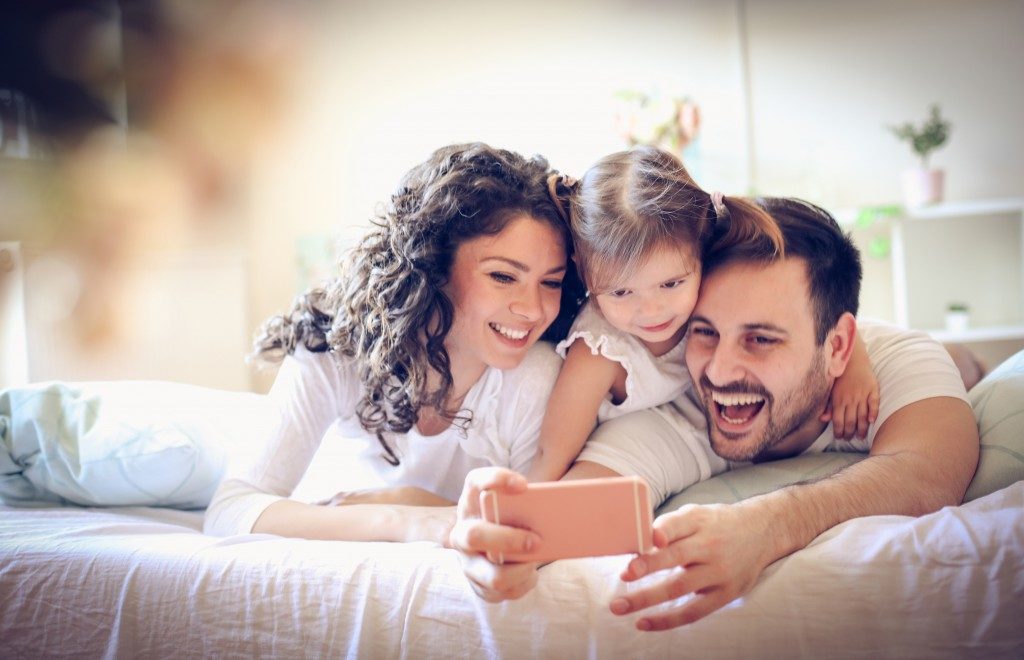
<box><xmin>901</xmin><ymin>168</ymin><xmax>945</xmax><ymax>209</ymax></box>
<box><xmin>944</xmin><ymin>310</ymin><xmax>970</xmax><ymax>335</ymax></box>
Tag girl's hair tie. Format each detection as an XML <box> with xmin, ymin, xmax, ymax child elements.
<box><xmin>546</xmin><ymin>173</ymin><xmax>578</xmax><ymax>223</ymax></box>
<box><xmin>711</xmin><ymin>191</ymin><xmax>728</xmax><ymax>218</ymax></box>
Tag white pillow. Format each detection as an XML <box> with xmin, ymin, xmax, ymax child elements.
<box><xmin>965</xmin><ymin>348</ymin><xmax>1024</xmax><ymax>501</ymax></box>
<box><xmin>0</xmin><ymin>381</ymin><xmax>277</xmax><ymax>509</ymax></box>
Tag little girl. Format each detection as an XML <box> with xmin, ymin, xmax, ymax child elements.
<box><xmin>526</xmin><ymin>146</ymin><xmax>877</xmax><ymax>482</ymax></box>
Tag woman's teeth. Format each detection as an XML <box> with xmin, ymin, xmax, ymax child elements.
<box><xmin>490</xmin><ymin>323</ymin><xmax>527</xmax><ymax>340</ymax></box>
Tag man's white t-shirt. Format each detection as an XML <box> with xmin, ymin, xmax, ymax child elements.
<box><xmin>203</xmin><ymin>342</ymin><xmax>561</xmax><ymax>536</ymax></box>
<box><xmin>577</xmin><ymin>320</ymin><xmax>970</xmax><ymax>506</ymax></box>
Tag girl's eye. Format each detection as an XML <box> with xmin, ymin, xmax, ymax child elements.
<box><xmin>489</xmin><ymin>272</ymin><xmax>515</xmax><ymax>284</ymax></box>
<box><xmin>542</xmin><ymin>279</ymin><xmax>564</xmax><ymax>290</ymax></box>
<box><xmin>662</xmin><ymin>279</ymin><xmax>686</xmax><ymax>289</ymax></box>
<box><xmin>609</xmin><ymin>289</ymin><xmax>630</xmax><ymax>298</ymax></box>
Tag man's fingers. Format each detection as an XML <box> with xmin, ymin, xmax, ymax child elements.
<box><xmin>611</xmin><ymin>564</ymin><xmax>716</xmax><ymax>615</ymax></box>
<box><xmin>621</xmin><ymin>532</ymin><xmax>711</xmax><ymax>581</ymax></box>
<box><xmin>634</xmin><ymin>587</ymin><xmax>734</xmax><ymax>631</ymax></box>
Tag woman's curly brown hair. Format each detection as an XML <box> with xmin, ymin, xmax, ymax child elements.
<box><xmin>253</xmin><ymin>143</ymin><xmax>584</xmax><ymax>464</ymax></box>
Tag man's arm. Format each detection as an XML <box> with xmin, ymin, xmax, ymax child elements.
<box><xmin>611</xmin><ymin>395</ymin><xmax>979</xmax><ymax>631</ymax></box>
<box><xmin>760</xmin><ymin>396</ymin><xmax>978</xmax><ymax>558</ymax></box>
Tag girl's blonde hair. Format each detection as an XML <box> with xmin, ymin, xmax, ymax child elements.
<box><xmin>548</xmin><ymin>146</ymin><xmax>783</xmax><ymax>292</ymax></box>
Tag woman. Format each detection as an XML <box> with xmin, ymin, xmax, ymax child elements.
<box><xmin>203</xmin><ymin>143</ymin><xmax>583</xmax><ymax>543</ymax></box>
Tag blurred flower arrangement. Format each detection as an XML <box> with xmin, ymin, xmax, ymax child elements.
<box><xmin>0</xmin><ymin>0</ymin><xmax>309</xmax><ymax>350</ymax></box>
<box><xmin>613</xmin><ymin>90</ymin><xmax>701</xmax><ymax>159</ymax></box>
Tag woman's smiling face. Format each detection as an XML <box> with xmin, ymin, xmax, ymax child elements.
<box><xmin>444</xmin><ymin>214</ymin><xmax>567</xmax><ymax>379</ymax></box>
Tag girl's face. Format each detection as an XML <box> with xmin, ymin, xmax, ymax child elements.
<box><xmin>444</xmin><ymin>215</ymin><xmax>567</xmax><ymax>380</ymax></box>
<box><xmin>593</xmin><ymin>242</ymin><xmax>701</xmax><ymax>355</ymax></box>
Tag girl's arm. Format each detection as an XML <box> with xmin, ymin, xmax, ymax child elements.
<box><xmin>821</xmin><ymin>332</ymin><xmax>880</xmax><ymax>440</ymax></box>
<box><xmin>525</xmin><ymin>339</ymin><xmax>624</xmax><ymax>482</ymax></box>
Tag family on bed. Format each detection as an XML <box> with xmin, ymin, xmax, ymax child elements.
<box><xmin>203</xmin><ymin>143</ymin><xmax>980</xmax><ymax>631</ymax></box>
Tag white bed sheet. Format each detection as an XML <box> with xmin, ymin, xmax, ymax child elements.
<box><xmin>2</xmin><ymin>483</ymin><xmax>1023</xmax><ymax>659</ymax></box>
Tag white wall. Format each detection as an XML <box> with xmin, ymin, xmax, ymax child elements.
<box><xmin>14</xmin><ymin>0</ymin><xmax>1022</xmax><ymax>387</ymax></box>
<box><xmin>745</xmin><ymin>0</ymin><xmax>1024</xmax><ymax>207</ymax></box>
<box><xmin>243</xmin><ymin>0</ymin><xmax>1024</xmax><ymax>386</ymax></box>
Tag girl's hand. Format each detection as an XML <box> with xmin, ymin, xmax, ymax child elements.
<box><xmin>822</xmin><ymin>335</ymin><xmax>879</xmax><ymax>440</ymax></box>
<box><xmin>319</xmin><ymin>486</ymin><xmax>454</xmax><ymax>507</ymax></box>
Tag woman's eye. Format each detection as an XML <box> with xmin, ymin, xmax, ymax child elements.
<box><xmin>542</xmin><ymin>279</ymin><xmax>564</xmax><ymax>290</ymax></box>
<box><xmin>489</xmin><ymin>272</ymin><xmax>515</xmax><ymax>284</ymax></box>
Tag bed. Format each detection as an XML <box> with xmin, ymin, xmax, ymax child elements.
<box><xmin>3</xmin><ymin>352</ymin><xmax>1024</xmax><ymax>658</ymax></box>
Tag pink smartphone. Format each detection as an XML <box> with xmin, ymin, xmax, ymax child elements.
<box><xmin>479</xmin><ymin>476</ymin><xmax>654</xmax><ymax>564</ymax></box>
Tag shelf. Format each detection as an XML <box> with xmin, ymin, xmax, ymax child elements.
<box><xmin>924</xmin><ymin>325</ymin><xmax>1024</xmax><ymax>344</ymax></box>
<box><xmin>904</xmin><ymin>198</ymin><xmax>1024</xmax><ymax>221</ymax></box>
<box><xmin>835</xmin><ymin>198</ymin><xmax>1024</xmax><ymax>226</ymax></box>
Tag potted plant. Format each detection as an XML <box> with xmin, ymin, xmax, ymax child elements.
<box><xmin>888</xmin><ymin>104</ymin><xmax>951</xmax><ymax>208</ymax></box>
<box><xmin>944</xmin><ymin>302</ymin><xmax>970</xmax><ymax>334</ymax></box>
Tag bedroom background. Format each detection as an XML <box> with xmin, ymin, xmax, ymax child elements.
<box><xmin>1</xmin><ymin>0</ymin><xmax>1022</xmax><ymax>393</ymax></box>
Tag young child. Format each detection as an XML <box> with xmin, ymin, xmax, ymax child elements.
<box><xmin>526</xmin><ymin>147</ymin><xmax>878</xmax><ymax>482</ymax></box>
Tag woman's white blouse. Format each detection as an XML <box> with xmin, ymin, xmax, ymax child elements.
<box><xmin>203</xmin><ymin>342</ymin><xmax>561</xmax><ymax>536</ymax></box>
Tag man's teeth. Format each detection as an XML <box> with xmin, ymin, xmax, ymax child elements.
<box><xmin>491</xmin><ymin>323</ymin><xmax>528</xmax><ymax>340</ymax></box>
<box><xmin>711</xmin><ymin>391</ymin><xmax>765</xmax><ymax>424</ymax></box>
<box><xmin>711</xmin><ymin>392</ymin><xmax>764</xmax><ymax>406</ymax></box>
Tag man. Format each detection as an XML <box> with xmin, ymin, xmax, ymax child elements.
<box><xmin>451</xmin><ymin>197</ymin><xmax>980</xmax><ymax>630</ymax></box>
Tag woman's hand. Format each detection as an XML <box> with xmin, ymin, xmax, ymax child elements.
<box><xmin>399</xmin><ymin>505</ymin><xmax>458</xmax><ymax>546</ymax></box>
<box><xmin>319</xmin><ymin>486</ymin><xmax>454</xmax><ymax>507</ymax></box>
<box><xmin>449</xmin><ymin>467</ymin><xmax>543</xmax><ymax>602</ymax></box>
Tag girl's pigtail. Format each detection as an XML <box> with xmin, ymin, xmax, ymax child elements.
<box><xmin>707</xmin><ymin>192</ymin><xmax>785</xmax><ymax>259</ymax></box>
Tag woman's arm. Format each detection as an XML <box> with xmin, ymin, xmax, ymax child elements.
<box><xmin>253</xmin><ymin>498</ymin><xmax>455</xmax><ymax>544</ymax></box>
<box><xmin>525</xmin><ymin>339</ymin><xmax>623</xmax><ymax>482</ymax></box>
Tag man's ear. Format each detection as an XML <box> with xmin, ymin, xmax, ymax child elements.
<box><xmin>825</xmin><ymin>312</ymin><xmax>857</xmax><ymax>378</ymax></box>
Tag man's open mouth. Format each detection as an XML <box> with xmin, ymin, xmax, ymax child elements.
<box><xmin>710</xmin><ymin>391</ymin><xmax>766</xmax><ymax>426</ymax></box>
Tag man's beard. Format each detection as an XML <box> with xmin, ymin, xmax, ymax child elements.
<box><xmin>702</xmin><ymin>350</ymin><xmax>831</xmax><ymax>463</ymax></box>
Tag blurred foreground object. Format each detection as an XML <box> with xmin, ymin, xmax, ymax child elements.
<box><xmin>0</xmin><ymin>0</ymin><xmax>310</xmax><ymax>383</ymax></box>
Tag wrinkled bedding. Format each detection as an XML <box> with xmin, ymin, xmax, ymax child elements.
<box><xmin>2</xmin><ymin>482</ymin><xmax>1022</xmax><ymax>659</ymax></box>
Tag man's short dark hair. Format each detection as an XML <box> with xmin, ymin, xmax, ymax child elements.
<box><xmin>703</xmin><ymin>197</ymin><xmax>862</xmax><ymax>345</ymax></box>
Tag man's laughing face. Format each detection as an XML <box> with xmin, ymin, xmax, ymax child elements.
<box><xmin>684</xmin><ymin>258</ymin><xmax>837</xmax><ymax>462</ymax></box>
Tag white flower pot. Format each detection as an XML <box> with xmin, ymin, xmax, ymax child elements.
<box><xmin>944</xmin><ymin>310</ymin><xmax>969</xmax><ymax>335</ymax></box>
<box><xmin>901</xmin><ymin>168</ymin><xmax>945</xmax><ymax>209</ymax></box>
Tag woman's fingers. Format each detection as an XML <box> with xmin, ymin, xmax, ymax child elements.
<box><xmin>450</xmin><ymin>518</ymin><xmax>540</xmax><ymax>558</ymax></box>
<box><xmin>461</xmin><ymin>554</ymin><xmax>539</xmax><ymax>602</ymax></box>
<box><xmin>457</xmin><ymin>467</ymin><xmax>528</xmax><ymax>519</ymax></box>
